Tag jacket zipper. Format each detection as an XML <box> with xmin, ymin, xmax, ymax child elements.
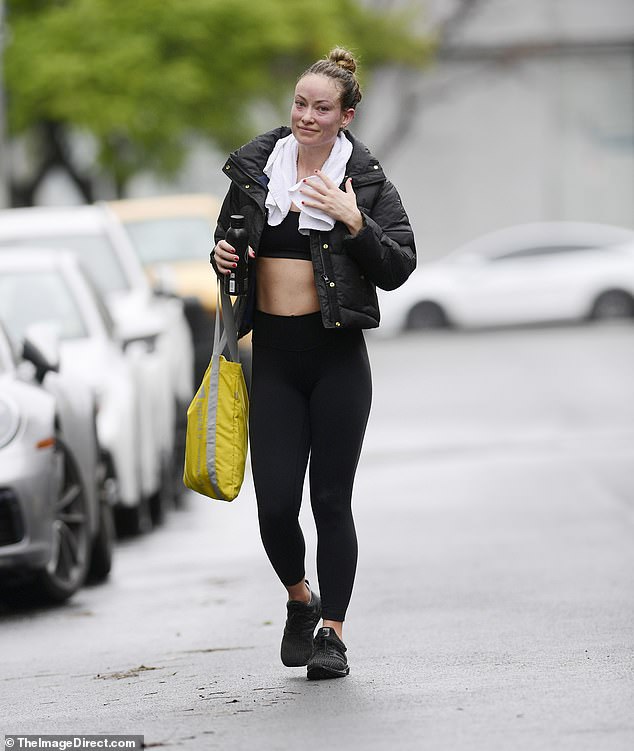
<box><xmin>317</xmin><ymin>232</ymin><xmax>340</xmax><ymax>325</ymax></box>
<box><xmin>318</xmin><ymin>238</ymin><xmax>329</xmax><ymax>283</ymax></box>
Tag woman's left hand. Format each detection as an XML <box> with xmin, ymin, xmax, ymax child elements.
<box><xmin>300</xmin><ymin>170</ymin><xmax>363</xmax><ymax>236</ymax></box>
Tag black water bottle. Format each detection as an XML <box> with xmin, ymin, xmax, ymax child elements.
<box><xmin>224</xmin><ymin>215</ymin><xmax>249</xmax><ymax>296</ymax></box>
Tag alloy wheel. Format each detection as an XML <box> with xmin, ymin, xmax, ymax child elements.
<box><xmin>37</xmin><ymin>437</ymin><xmax>90</xmax><ymax>601</ymax></box>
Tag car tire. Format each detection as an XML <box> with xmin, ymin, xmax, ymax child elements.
<box><xmin>405</xmin><ymin>301</ymin><xmax>449</xmax><ymax>330</ymax></box>
<box><xmin>173</xmin><ymin>405</ymin><xmax>188</xmax><ymax>508</ymax></box>
<box><xmin>591</xmin><ymin>290</ymin><xmax>634</xmax><ymax>320</ymax></box>
<box><xmin>87</xmin><ymin>502</ymin><xmax>115</xmax><ymax>583</ymax></box>
<box><xmin>149</xmin><ymin>452</ymin><xmax>175</xmax><ymax>526</ymax></box>
<box><xmin>34</xmin><ymin>437</ymin><xmax>91</xmax><ymax>602</ymax></box>
<box><xmin>87</xmin><ymin>453</ymin><xmax>117</xmax><ymax>582</ymax></box>
<box><xmin>114</xmin><ymin>496</ymin><xmax>152</xmax><ymax>537</ymax></box>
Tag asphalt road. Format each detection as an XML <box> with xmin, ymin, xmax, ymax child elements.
<box><xmin>2</xmin><ymin>322</ymin><xmax>634</xmax><ymax>750</ymax></box>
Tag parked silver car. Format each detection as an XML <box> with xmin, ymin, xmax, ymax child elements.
<box><xmin>0</xmin><ymin>250</ymin><xmax>170</xmax><ymax>535</ymax></box>
<box><xmin>0</xmin><ymin>321</ymin><xmax>113</xmax><ymax>602</ymax></box>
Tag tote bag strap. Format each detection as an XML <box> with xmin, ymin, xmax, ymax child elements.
<box><xmin>214</xmin><ymin>280</ymin><xmax>240</xmax><ymax>363</ymax></box>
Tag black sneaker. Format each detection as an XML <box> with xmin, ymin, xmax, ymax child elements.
<box><xmin>307</xmin><ymin>627</ymin><xmax>350</xmax><ymax>680</ymax></box>
<box><xmin>280</xmin><ymin>585</ymin><xmax>322</xmax><ymax>667</ymax></box>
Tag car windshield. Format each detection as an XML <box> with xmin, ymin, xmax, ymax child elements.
<box><xmin>449</xmin><ymin>226</ymin><xmax>634</xmax><ymax>264</ymax></box>
<box><xmin>0</xmin><ymin>234</ymin><xmax>129</xmax><ymax>294</ymax></box>
<box><xmin>123</xmin><ymin>217</ymin><xmax>212</xmax><ymax>264</ymax></box>
<box><xmin>0</xmin><ymin>270</ymin><xmax>89</xmax><ymax>341</ymax></box>
<box><xmin>491</xmin><ymin>244</ymin><xmax>599</xmax><ymax>261</ymax></box>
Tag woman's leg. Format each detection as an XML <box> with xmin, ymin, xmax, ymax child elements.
<box><xmin>249</xmin><ymin>343</ymin><xmax>311</xmax><ymax>589</ymax></box>
<box><xmin>307</xmin><ymin>333</ymin><xmax>372</xmax><ymax>635</ymax></box>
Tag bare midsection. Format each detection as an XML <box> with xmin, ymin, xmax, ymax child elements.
<box><xmin>256</xmin><ymin>257</ymin><xmax>320</xmax><ymax>316</ymax></box>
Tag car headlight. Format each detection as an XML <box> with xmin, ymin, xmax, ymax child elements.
<box><xmin>0</xmin><ymin>396</ymin><xmax>20</xmax><ymax>449</ymax></box>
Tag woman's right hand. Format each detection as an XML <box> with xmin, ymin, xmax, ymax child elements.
<box><xmin>212</xmin><ymin>240</ymin><xmax>256</xmax><ymax>275</ymax></box>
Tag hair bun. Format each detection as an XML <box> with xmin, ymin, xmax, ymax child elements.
<box><xmin>328</xmin><ymin>47</ymin><xmax>357</xmax><ymax>75</ymax></box>
<box><xmin>300</xmin><ymin>48</ymin><xmax>363</xmax><ymax>109</ymax></box>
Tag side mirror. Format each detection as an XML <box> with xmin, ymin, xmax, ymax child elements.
<box><xmin>151</xmin><ymin>264</ymin><xmax>179</xmax><ymax>298</ymax></box>
<box><xmin>22</xmin><ymin>323</ymin><xmax>61</xmax><ymax>383</ymax></box>
<box><xmin>116</xmin><ymin>317</ymin><xmax>162</xmax><ymax>353</ymax></box>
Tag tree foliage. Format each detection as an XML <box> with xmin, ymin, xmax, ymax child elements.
<box><xmin>5</xmin><ymin>0</ymin><xmax>431</xmax><ymax>202</ymax></box>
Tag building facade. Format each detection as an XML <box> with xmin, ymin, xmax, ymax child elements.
<box><xmin>357</xmin><ymin>0</ymin><xmax>634</xmax><ymax>258</ymax></box>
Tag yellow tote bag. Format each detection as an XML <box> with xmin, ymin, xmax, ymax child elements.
<box><xmin>183</xmin><ymin>282</ymin><xmax>248</xmax><ymax>501</ymax></box>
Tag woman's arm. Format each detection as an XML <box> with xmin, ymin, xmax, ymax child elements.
<box><xmin>299</xmin><ymin>171</ymin><xmax>416</xmax><ymax>291</ymax></box>
<box><xmin>343</xmin><ymin>179</ymin><xmax>416</xmax><ymax>291</ymax></box>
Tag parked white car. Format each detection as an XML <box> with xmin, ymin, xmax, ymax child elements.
<box><xmin>107</xmin><ymin>194</ymin><xmax>226</xmax><ymax>386</ymax></box>
<box><xmin>0</xmin><ymin>204</ymin><xmax>194</xmax><ymax>441</ymax></box>
<box><xmin>377</xmin><ymin>222</ymin><xmax>634</xmax><ymax>334</ymax></box>
<box><xmin>0</xmin><ymin>250</ymin><xmax>169</xmax><ymax>534</ymax></box>
<box><xmin>0</xmin><ymin>320</ymin><xmax>112</xmax><ymax>601</ymax></box>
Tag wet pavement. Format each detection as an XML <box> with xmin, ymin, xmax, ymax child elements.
<box><xmin>2</xmin><ymin>322</ymin><xmax>634</xmax><ymax>750</ymax></box>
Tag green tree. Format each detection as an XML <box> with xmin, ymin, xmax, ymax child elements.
<box><xmin>5</xmin><ymin>0</ymin><xmax>430</xmax><ymax>204</ymax></box>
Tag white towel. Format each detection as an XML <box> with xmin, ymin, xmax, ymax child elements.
<box><xmin>263</xmin><ymin>132</ymin><xmax>353</xmax><ymax>235</ymax></box>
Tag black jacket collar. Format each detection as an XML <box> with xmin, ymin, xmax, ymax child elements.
<box><xmin>223</xmin><ymin>127</ymin><xmax>386</xmax><ymax>188</ymax></box>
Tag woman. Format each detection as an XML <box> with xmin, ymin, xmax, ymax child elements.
<box><xmin>211</xmin><ymin>48</ymin><xmax>415</xmax><ymax>680</ymax></box>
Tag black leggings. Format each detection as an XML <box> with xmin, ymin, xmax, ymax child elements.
<box><xmin>249</xmin><ymin>310</ymin><xmax>372</xmax><ymax>622</ymax></box>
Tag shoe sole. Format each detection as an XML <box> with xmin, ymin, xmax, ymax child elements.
<box><xmin>307</xmin><ymin>665</ymin><xmax>350</xmax><ymax>680</ymax></box>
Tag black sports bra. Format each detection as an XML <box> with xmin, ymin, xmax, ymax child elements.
<box><xmin>258</xmin><ymin>210</ymin><xmax>311</xmax><ymax>262</ymax></box>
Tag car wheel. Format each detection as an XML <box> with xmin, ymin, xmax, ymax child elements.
<box><xmin>114</xmin><ymin>496</ymin><xmax>152</xmax><ymax>537</ymax></box>
<box><xmin>591</xmin><ymin>290</ymin><xmax>634</xmax><ymax>320</ymax></box>
<box><xmin>149</xmin><ymin>452</ymin><xmax>175</xmax><ymax>526</ymax></box>
<box><xmin>87</xmin><ymin>453</ymin><xmax>117</xmax><ymax>582</ymax></box>
<box><xmin>35</xmin><ymin>437</ymin><xmax>91</xmax><ymax>602</ymax></box>
<box><xmin>173</xmin><ymin>406</ymin><xmax>188</xmax><ymax>508</ymax></box>
<box><xmin>87</xmin><ymin>502</ymin><xmax>115</xmax><ymax>583</ymax></box>
<box><xmin>405</xmin><ymin>301</ymin><xmax>449</xmax><ymax>330</ymax></box>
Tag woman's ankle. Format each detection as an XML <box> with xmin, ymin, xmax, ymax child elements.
<box><xmin>322</xmin><ymin>619</ymin><xmax>344</xmax><ymax>640</ymax></box>
<box><xmin>286</xmin><ymin>578</ymin><xmax>311</xmax><ymax>604</ymax></box>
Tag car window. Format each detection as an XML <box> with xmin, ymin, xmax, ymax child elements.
<box><xmin>0</xmin><ymin>234</ymin><xmax>129</xmax><ymax>293</ymax></box>
<box><xmin>0</xmin><ymin>270</ymin><xmax>89</xmax><ymax>341</ymax></box>
<box><xmin>123</xmin><ymin>217</ymin><xmax>212</xmax><ymax>264</ymax></box>
<box><xmin>491</xmin><ymin>245</ymin><xmax>597</xmax><ymax>261</ymax></box>
<box><xmin>78</xmin><ymin>267</ymin><xmax>117</xmax><ymax>338</ymax></box>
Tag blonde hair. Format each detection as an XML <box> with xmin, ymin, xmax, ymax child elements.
<box><xmin>300</xmin><ymin>47</ymin><xmax>362</xmax><ymax>110</ymax></box>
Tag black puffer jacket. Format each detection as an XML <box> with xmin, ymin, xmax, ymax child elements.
<box><xmin>212</xmin><ymin>126</ymin><xmax>416</xmax><ymax>338</ymax></box>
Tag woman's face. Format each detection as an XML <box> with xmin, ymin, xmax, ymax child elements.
<box><xmin>291</xmin><ymin>73</ymin><xmax>355</xmax><ymax>150</ymax></box>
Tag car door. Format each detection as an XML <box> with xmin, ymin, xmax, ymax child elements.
<box><xmin>451</xmin><ymin>245</ymin><xmax>594</xmax><ymax>326</ymax></box>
